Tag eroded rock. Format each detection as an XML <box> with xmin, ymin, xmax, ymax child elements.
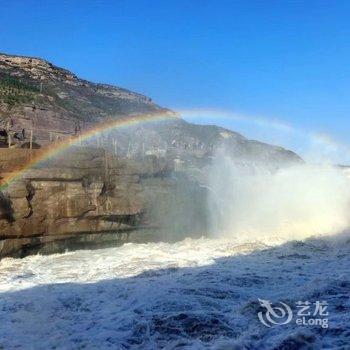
<box><xmin>0</xmin><ymin>148</ymin><xmax>167</xmax><ymax>257</ymax></box>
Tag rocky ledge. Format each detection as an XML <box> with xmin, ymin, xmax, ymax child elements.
<box><xmin>0</xmin><ymin>147</ymin><xmax>206</xmax><ymax>258</ymax></box>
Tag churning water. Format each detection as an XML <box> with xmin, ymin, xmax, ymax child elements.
<box><xmin>1</xmin><ymin>154</ymin><xmax>350</xmax><ymax>349</ymax></box>
<box><xmin>1</xmin><ymin>235</ymin><xmax>350</xmax><ymax>349</ymax></box>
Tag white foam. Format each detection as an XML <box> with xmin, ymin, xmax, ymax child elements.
<box><xmin>0</xmin><ymin>237</ymin><xmax>349</xmax><ymax>349</ymax></box>
<box><xmin>208</xmin><ymin>152</ymin><xmax>350</xmax><ymax>241</ymax></box>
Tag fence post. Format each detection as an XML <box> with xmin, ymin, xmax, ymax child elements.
<box><xmin>104</xmin><ymin>148</ymin><xmax>109</xmax><ymax>182</ymax></box>
<box><xmin>30</xmin><ymin>130</ymin><xmax>33</xmax><ymax>149</ymax></box>
<box><xmin>113</xmin><ymin>138</ymin><xmax>117</xmax><ymax>155</ymax></box>
<box><xmin>127</xmin><ymin>141</ymin><xmax>131</xmax><ymax>158</ymax></box>
<box><xmin>104</xmin><ymin>148</ymin><xmax>112</xmax><ymax>212</ymax></box>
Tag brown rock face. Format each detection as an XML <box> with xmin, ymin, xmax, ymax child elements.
<box><xmin>0</xmin><ymin>147</ymin><xmax>174</xmax><ymax>257</ymax></box>
<box><xmin>0</xmin><ymin>52</ymin><xmax>170</xmax><ymax>149</ymax></box>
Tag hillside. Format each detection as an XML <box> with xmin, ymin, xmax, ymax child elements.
<box><xmin>0</xmin><ymin>53</ymin><xmax>301</xmax><ymax>164</ymax></box>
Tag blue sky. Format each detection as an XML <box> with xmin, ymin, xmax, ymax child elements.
<box><xmin>1</xmin><ymin>0</ymin><xmax>350</xmax><ymax>162</ymax></box>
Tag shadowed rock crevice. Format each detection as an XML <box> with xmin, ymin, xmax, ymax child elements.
<box><xmin>0</xmin><ymin>192</ymin><xmax>14</xmax><ymax>223</ymax></box>
<box><xmin>23</xmin><ymin>181</ymin><xmax>34</xmax><ymax>218</ymax></box>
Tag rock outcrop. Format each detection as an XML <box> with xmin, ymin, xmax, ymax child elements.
<box><xmin>0</xmin><ymin>147</ymin><xmax>207</xmax><ymax>257</ymax></box>
<box><xmin>0</xmin><ymin>52</ymin><xmax>170</xmax><ymax>147</ymax></box>
<box><xmin>0</xmin><ymin>148</ymin><xmax>149</xmax><ymax>256</ymax></box>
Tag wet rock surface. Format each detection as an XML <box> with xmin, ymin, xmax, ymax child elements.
<box><xmin>0</xmin><ymin>147</ymin><xmax>206</xmax><ymax>257</ymax></box>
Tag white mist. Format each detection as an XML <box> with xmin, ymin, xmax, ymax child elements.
<box><xmin>208</xmin><ymin>150</ymin><xmax>350</xmax><ymax>242</ymax></box>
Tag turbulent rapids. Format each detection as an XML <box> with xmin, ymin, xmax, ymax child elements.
<box><xmin>1</xmin><ymin>153</ymin><xmax>350</xmax><ymax>349</ymax></box>
<box><xmin>1</xmin><ymin>236</ymin><xmax>350</xmax><ymax>349</ymax></box>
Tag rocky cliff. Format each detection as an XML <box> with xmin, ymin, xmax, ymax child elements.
<box><xmin>0</xmin><ymin>147</ymin><xmax>206</xmax><ymax>257</ymax></box>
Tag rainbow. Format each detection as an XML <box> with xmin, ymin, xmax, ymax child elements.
<box><xmin>0</xmin><ymin>111</ymin><xmax>178</xmax><ymax>191</ymax></box>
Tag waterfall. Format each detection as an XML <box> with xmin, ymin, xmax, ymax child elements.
<box><xmin>208</xmin><ymin>149</ymin><xmax>350</xmax><ymax>242</ymax></box>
